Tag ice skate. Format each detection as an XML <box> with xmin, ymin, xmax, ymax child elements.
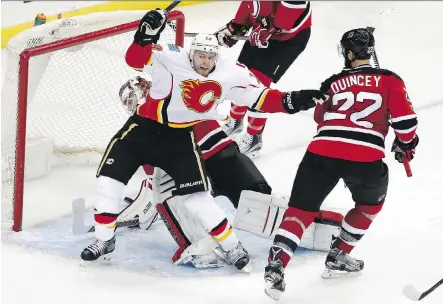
<box><xmin>264</xmin><ymin>248</ymin><xmax>286</xmax><ymax>301</ymax></box>
<box><xmin>80</xmin><ymin>236</ymin><xmax>116</xmax><ymax>262</ymax></box>
<box><xmin>321</xmin><ymin>239</ymin><xmax>364</xmax><ymax>279</ymax></box>
<box><xmin>222</xmin><ymin>117</ymin><xmax>244</xmax><ymax>136</ymax></box>
<box><xmin>238</xmin><ymin>132</ymin><xmax>263</xmax><ymax>159</ymax></box>
<box><xmin>218</xmin><ymin>241</ymin><xmax>251</xmax><ymax>273</ymax></box>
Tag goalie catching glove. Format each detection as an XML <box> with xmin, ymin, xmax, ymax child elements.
<box><xmin>119</xmin><ymin>76</ymin><xmax>151</xmax><ymax>115</ymax></box>
<box><xmin>134</xmin><ymin>10</ymin><xmax>167</xmax><ymax>46</ymax></box>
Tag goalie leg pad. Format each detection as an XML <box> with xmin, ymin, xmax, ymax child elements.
<box><xmin>156</xmin><ymin>201</ymin><xmax>192</xmax><ymax>250</ymax></box>
<box><xmin>182</xmin><ymin>191</ymin><xmax>239</xmax><ymax>252</ymax></box>
<box><xmin>157</xmin><ymin>197</ymin><xmax>223</xmax><ymax>266</ymax></box>
<box><xmin>152</xmin><ymin>168</ymin><xmax>234</xmax><ymax>267</ymax></box>
<box><xmin>234</xmin><ymin>191</ymin><xmax>343</xmax><ymax>252</ymax></box>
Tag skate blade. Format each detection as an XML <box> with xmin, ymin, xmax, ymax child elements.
<box><xmin>246</xmin><ymin>150</ymin><xmax>261</xmax><ymax>159</ymax></box>
<box><xmin>321</xmin><ymin>267</ymin><xmax>362</xmax><ymax>279</ymax></box>
<box><xmin>240</xmin><ymin>260</ymin><xmax>252</xmax><ymax>274</ymax></box>
<box><xmin>191</xmin><ymin>259</ymin><xmax>227</xmax><ymax>269</ymax></box>
<box><xmin>264</xmin><ymin>281</ymin><xmax>282</xmax><ymax>301</ymax></box>
<box><xmin>79</xmin><ymin>253</ymin><xmax>113</xmax><ymax>267</ymax></box>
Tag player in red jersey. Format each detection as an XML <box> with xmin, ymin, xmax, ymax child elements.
<box><xmin>215</xmin><ymin>1</ymin><xmax>312</xmax><ymax>158</ymax></box>
<box><xmin>262</xmin><ymin>28</ymin><xmax>419</xmax><ymax>301</ymax></box>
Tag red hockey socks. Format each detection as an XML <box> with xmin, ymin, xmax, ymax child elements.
<box><xmin>337</xmin><ymin>203</ymin><xmax>384</xmax><ymax>253</ymax></box>
<box><xmin>230</xmin><ymin>104</ymin><xmax>248</xmax><ymax>120</ymax></box>
<box><xmin>268</xmin><ymin>207</ymin><xmax>317</xmax><ymax>267</ymax></box>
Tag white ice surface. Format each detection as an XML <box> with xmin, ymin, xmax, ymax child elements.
<box><xmin>2</xmin><ymin>1</ymin><xmax>443</xmax><ymax>304</ymax></box>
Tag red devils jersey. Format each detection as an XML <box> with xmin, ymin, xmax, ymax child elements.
<box><xmin>193</xmin><ymin>120</ymin><xmax>233</xmax><ymax>160</ymax></box>
<box><xmin>308</xmin><ymin>64</ymin><xmax>418</xmax><ymax>162</ymax></box>
<box><xmin>234</xmin><ymin>1</ymin><xmax>312</xmax><ymax>41</ymax></box>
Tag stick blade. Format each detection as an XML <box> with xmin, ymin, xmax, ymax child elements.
<box><xmin>403</xmin><ymin>284</ymin><xmax>422</xmax><ymax>301</ymax></box>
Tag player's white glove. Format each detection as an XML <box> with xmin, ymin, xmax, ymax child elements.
<box><xmin>118</xmin><ymin>76</ymin><xmax>151</xmax><ymax>115</ymax></box>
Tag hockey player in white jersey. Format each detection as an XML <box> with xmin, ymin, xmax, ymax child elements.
<box><xmin>80</xmin><ymin>10</ymin><xmax>324</xmax><ymax>272</ymax></box>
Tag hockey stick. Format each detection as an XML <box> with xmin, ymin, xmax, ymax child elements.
<box><xmin>163</xmin><ymin>1</ymin><xmax>182</xmax><ymax>13</ymax></box>
<box><xmin>72</xmin><ymin>178</ymin><xmax>159</xmax><ymax>234</ymax></box>
<box><xmin>403</xmin><ymin>278</ymin><xmax>443</xmax><ymax>301</ymax></box>
<box><xmin>72</xmin><ymin>197</ymin><xmax>142</xmax><ymax>234</ymax></box>
<box><xmin>184</xmin><ymin>32</ymin><xmax>249</xmax><ymax>40</ymax></box>
<box><xmin>366</xmin><ymin>26</ymin><xmax>412</xmax><ymax>178</ymax></box>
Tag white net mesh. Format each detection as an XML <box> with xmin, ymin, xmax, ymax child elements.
<box><xmin>1</xmin><ymin>11</ymin><xmax>183</xmax><ymax>230</ymax></box>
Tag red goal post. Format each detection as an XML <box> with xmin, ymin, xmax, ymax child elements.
<box><xmin>1</xmin><ymin>10</ymin><xmax>185</xmax><ymax>232</ymax></box>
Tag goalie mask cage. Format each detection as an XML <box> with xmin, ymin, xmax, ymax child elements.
<box><xmin>1</xmin><ymin>10</ymin><xmax>185</xmax><ymax>232</ymax></box>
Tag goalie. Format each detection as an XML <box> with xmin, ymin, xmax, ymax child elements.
<box><xmin>116</xmin><ymin>76</ymin><xmax>345</xmax><ymax>269</ymax></box>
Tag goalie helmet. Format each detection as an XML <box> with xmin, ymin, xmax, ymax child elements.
<box><xmin>189</xmin><ymin>33</ymin><xmax>220</xmax><ymax>68</ymax></box>
<box><xmin>339</xmin><ymin>28</ymin><xmax>375</xmax><ymax>60</ymax></box>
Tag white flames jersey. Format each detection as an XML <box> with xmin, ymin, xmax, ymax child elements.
<box><xmin>127</xmin><ymin>43</ymin><xmax>268</xmax><ymax>128</ymax></box>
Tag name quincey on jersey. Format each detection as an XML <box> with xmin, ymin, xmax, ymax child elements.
<box><xmin>330</xmin><ymin>75</ymin><xmax>381</xmax><ymax>93</ymax></box>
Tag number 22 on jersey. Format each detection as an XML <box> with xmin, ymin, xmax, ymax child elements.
<box><xmin>324</xmin><ymin>91</ymin><xmax>382</xmax><ymax>128</ymax></box>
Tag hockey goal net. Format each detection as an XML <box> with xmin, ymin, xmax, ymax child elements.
<box><xmin>1</xmin><ymin>10</ymin><xmax>185</xmax><ymax>232</ymax></box>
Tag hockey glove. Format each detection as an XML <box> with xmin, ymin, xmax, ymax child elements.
<box><xmin>282</xmin><ymin>90</ymin><xmax>326</xmax><ymax>114</ymax></box>
<box><xmin>134</xmin><ymin>10</ymin><xmax>167</xmax><ymax>46</ymax></box>
<box><xmin>249</xmin><ymin>17</ymin><xmax>281</xmax><ymax>48</ymax></box>
<box><xmin>119</xmin><ymin>76</ymin><xmax>151</xmax><ymax>115</ymax></box>
<box><xmin>215</xmin><ymin>20</ymin><xmax>249</xmax><ymax>48</ymax></box>
<box><xmin>391</xmin><ymin>135</ymin><xmax>419</xmax><ymax>163</ymax></box>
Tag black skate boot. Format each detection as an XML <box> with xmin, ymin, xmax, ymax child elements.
<box><xmin>321</xmin><ymin>238</ymin><xmax>364</xmax><ymax>279</ymax></box>
<box><xmin>80</xmin><ymin>236</ymin><xmax>116</xmax><ymax>262</ymax></box>
<box><xmin>238</xmin><ymin>132</ymin><xmax>263</xmax><ymax>159</ymax></box>
<box><xmin>264</xmin><ymin>248</ymin><xmax>286</xmax><ymax>301</ymax></box>
<box><xmin>222</xmin><ymin>117</ymin><xmax>244</xmax><ymax>136</ymax></box>
<box><xmin>223</xmin><ymin>241</ymin><xmax>252</xmax><ymax>273</ymax></box>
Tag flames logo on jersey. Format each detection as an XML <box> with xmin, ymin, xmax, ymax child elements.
<box><xmin>180</xmin><ymin>80</ymin><xmax>222</xmax><ymax>113</ymax></box>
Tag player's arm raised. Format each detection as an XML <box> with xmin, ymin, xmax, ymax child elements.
<box><xmin>125</xmin><ymin>10</ymin><xmax>167</xmax><ymax>71</ymax></box>
<box><xmin>388</xmin><ymin>75</ymin><xmax>419</xmax><ymax>163</ymax></box>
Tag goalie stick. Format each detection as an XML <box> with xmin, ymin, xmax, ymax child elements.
<box><xmin>72</xmin><ymin>197</ymin><xmax>150</xmax><ymax>234</ymax></box>
<box><xmin>185</xmin><ymin>32</ymin><xmax>249</xmax><ymax>41</ymax></box>
<box><xmin>72</xmin><ymin>197</ymin><xmax>159</xmax><ymax>234</ymax></box>
<box><xmin>365</xmin><ymin>26</ymin><xmax>413</xmax><ymax>178</ymax></box>
<box><xmin>403</xmin><ymin>278</ymin><xmax>443</xmax><ymax>301</ymax></box>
